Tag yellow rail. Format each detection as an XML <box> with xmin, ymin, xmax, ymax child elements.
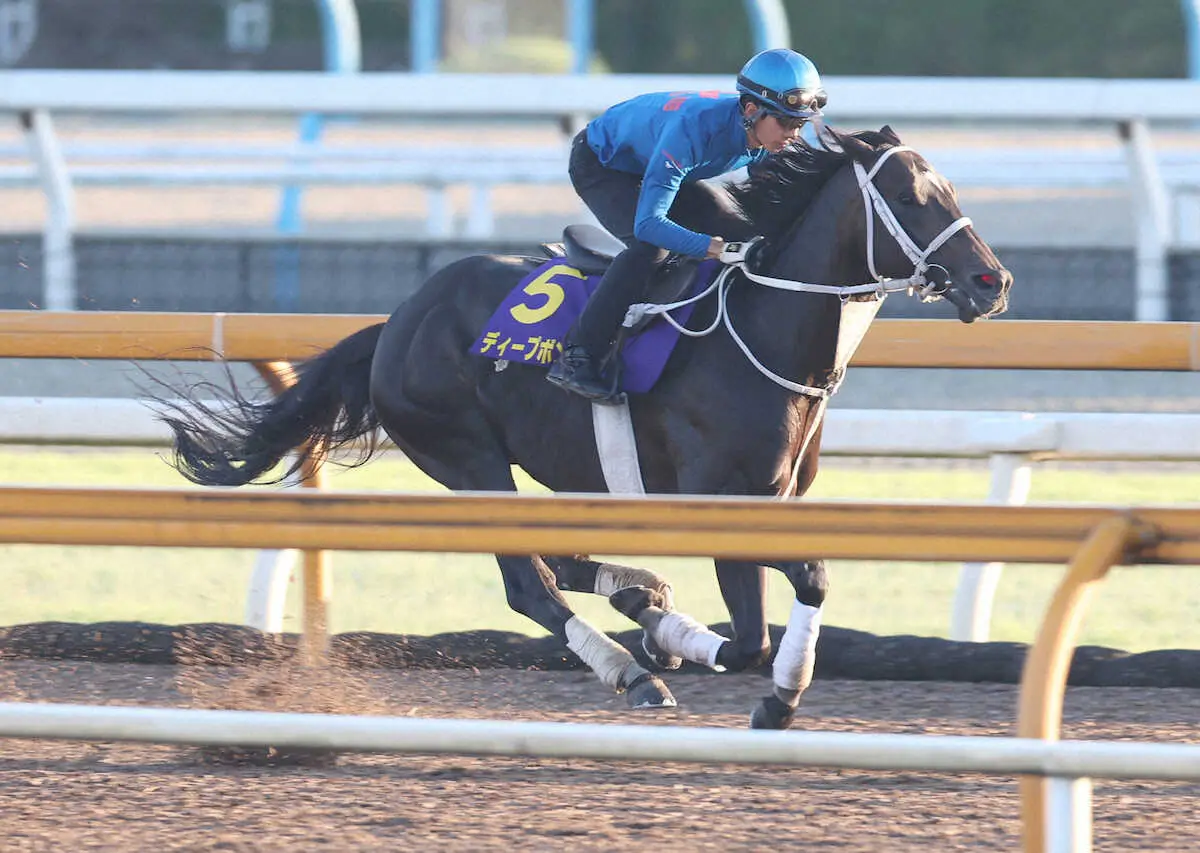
<box><xmin>2</xmin><ymin>311</ymin><xmax>1199</xmax><ymax>370</ymax></box>
<box><xmin>0</xmin><ymin>311</ymin><xmax>379</xmax><ymax>361</ymax></box>
<box><xmin>0</xmin><ymin>486</ymin><xmax>1190</xmax><ymax>562</ymax></box>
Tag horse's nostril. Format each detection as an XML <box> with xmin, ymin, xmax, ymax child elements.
<box><xmin>974</xmin><ymin>272</ymin><xmax>1002</xmax><ymax>291</ymax></box>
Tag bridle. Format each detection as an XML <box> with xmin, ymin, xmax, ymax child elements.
<box><xmin>622</xmin><ymin>144</ymin><xmax>975</xmax><ymax>399</ymax></box>
<box><xmin>731</xmin><ymin>144</ymin><xmax>973</xmax><ymax>302</ymax></box>
<box><xmin>855</xmin><ymin>145</ymin><xmax>973</xmax><ymax>298</ymax></box>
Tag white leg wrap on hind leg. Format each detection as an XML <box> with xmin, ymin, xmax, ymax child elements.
<box><xmin>593</xmin><ymin>563</ymin><xmax>675</xmax><ymax>609</ymax></box>
<box><xmin>648</xmin><ymin>611</ymin><xmax>728</xmax><ymax>670</ymax></box>
<box><xmin>565</xmin><ymin>615</ymin><xmax>637</xmax><ymax>691</ymax></box>
<box><xmin>773</xmin><ymin>601</ymin><xmax>822</xmax><ymax>697</ymax></box>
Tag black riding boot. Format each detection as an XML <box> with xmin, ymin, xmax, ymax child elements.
<box><xmin>547</xmin><ymin>242</ymin><xmax>664</xmax><ymax>400</ymax></box>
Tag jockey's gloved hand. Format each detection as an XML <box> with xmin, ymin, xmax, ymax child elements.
<box><xmin>718</xmin><ymin>236</ymin><xmax>766</xmax><ymax>268</ymax></box>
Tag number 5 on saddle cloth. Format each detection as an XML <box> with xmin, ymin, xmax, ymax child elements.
<box><xmin>469</xmin><ymin>226</ymin><xmax>721</xmax><ymax>397</ymax></box>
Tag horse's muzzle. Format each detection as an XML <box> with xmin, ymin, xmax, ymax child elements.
<box><xmin>948</xmin><ymin>267</ymin><xmax>1012</xmax><ymax>323</ymax></box>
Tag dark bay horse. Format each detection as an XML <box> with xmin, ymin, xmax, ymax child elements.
<box><xmin>157</xmin><ymin>127</ymin><xmax>1011</xmax><ymax>729</ymax></box>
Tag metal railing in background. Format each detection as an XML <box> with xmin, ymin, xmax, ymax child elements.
<box><xmin>4</xmin><ymin>72</ymin><xmax>1198</xmax><ymax>317</ymax></box>
<box><xmin>273</xmin><ymin>0</ymin><xmax>362</xmax><ymax>310</ymax></box>
<box><xmin>1</xmin><ymin>233</ymin><xmax>1168</xmax><ymax>321</ymax></box>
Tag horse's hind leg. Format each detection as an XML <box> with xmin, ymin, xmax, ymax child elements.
<box><xmin>380</xmin><ymin>425</ymin><xmax>674</xmax><ymax>708</ymax></box>
<box><xmin>508</xmin><ymin>555</ymin><xmax>675</xmax><ymax>708</ymax></box>
<box><xmin>369</xmin><ymin>323</ymin><xmax>672</xmax><ymax>708</ymax></box>
<box><xmin>541</xmin><ymin>556</ymin><xmax>683</xmax><ymax>670</ymax></box>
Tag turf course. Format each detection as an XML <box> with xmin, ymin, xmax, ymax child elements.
<box><xmin>2</xmin><ymin>446</ymin><xmax>1198</xmax><ymax>652</ymax></box>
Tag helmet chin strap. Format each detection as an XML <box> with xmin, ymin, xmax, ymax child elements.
<box><xmin>742</xmin><ymin>108</ymin><xmax>767</xmax><ymax>142</ymax></box>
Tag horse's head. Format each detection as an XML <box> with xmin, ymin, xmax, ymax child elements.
<box><xmin>839</xmin><ymin>126</ymin><xmax>1011</xmax><ymax>322</ymax></box>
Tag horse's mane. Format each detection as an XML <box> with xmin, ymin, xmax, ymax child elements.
<box><xmin>730</xmin><ymin>129</ymin><xmax>895</xmax><ymax>243</ymax></box>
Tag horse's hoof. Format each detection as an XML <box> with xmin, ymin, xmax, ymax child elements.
<box><xmin>642</xmin><ymin>632</ymin><xmax>683</xmax><ymax>671</ymax></box>
<box><xmin>749</xmin><ymin>694</ymin><xmax>795</xmax><ymax>730</ymax></box>
<box><xmin>625</xmin><ymin>673</ymin><xmax>677</xmax><ymax>710</ymax></box>
<box><xmin>715</xmin><ymin>641</ymin><xmax>771</xmax><ymax>673</ymax></box>
<box><xmin>608</xmin><ymin>585</ymin><xmax>666</xmax><ymax>619</ymax></box>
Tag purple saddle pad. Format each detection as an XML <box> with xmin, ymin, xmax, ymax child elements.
<box><xmin>469</xmin><ymin>258</ymin><xmax>718</xmax><ymax>394</ymax></box>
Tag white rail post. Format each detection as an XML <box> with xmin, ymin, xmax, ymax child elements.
<box><xmin>244</xmin><ymin>461</ymin><xmax>304</xmax><ymax>633</ymax></box>
<box><xmin>245</xmin><ymin>549</ymin><xmax>297</xmax><ymax>632</ymax></box>
<box><xmin>246</xmin><ymin>362</ymin><xmax>333</xmax><ymax>663</ymax></box>
<box><xmin>426</xmin><ymin>184</ymin><xmax>454</xmax><ymax>237</ymax></box>
<box><xmin>950</xmin><ymin>452</ymin><xmax>1032</xmax><ymax>641</ymax></box>
<box><xmin>1120</xmin><ymin>118</ymin><xmax>1171</xmax><ymax>322</ymax></box>
<box><xmin>21</xmin><ymin>108</ymin><xmax>76</xmax><ymax>311</ymax></box>
<box><xmin>565</xmin><ymin>111</ymin><xmax>589</xmax><ymax>138</ymax></box>
<box><xmin>465</xmin><ymin>183</ymin><xmax>495</xmax><ymax>238</ymax></box>
<box><xmin>0</xmin><ymin>0</ymin><xmax>38</xmax><ymax>65</ymax></box>
<box><xmin>1045</xmin><ymin>776</ymin><xmax>1093</xmax><ymax>853</ymax></box>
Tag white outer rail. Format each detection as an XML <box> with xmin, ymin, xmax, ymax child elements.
<box><xmin>3</xmin><ymin>702</ymin><xmax>1200</xmax><ymax>852</ymax></box>
<box><xmin>3</xmin><ymin>701</ymin><xmax>1198</xmax><ymax>778</ymax></box>
<box><xmin>3</xmin><ymin>397</ymin><xmax>1199</xmax><ymax>643</ymax></box>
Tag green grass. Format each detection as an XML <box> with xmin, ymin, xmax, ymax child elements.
<box><xmin>4</xmin><ymin>447</ymin><xmax>1200</xmax><ymax>652</ymax></box>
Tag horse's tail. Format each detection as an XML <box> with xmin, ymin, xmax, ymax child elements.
<box><xmin>155</xmin><ymin>323</ymin><xmax>386</xmax><ymax>487</ymax></box>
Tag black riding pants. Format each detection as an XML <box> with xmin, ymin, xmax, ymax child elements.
<box><xmin>567</xmin><ymin>130</ymin><xmax>753</xmax><ymax>356</ymax></box>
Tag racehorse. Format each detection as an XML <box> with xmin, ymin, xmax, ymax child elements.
<box><xmin>155</xmin><ymin>126</ymin><xmax>1011</xmax><ymax>729</ymax></box>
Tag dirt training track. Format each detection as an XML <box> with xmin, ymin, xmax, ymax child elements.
<box><xmin>0</xmin><ymin>625</ymin><xmax>1198</xmax><ymax>850</ymax></box>
<box><xmin>1</xmin><ymin>660</ymin><xmax>1198</xmax><ymax>852</ymax></box>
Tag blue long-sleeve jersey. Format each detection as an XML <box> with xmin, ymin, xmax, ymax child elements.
<box><xmin>585</xmin><ymin>91</ymin><xmax>768</xmax><ymax>257</ymax></box>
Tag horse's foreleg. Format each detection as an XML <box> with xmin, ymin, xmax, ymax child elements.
<box><xmin>750</xmin><ymin>559</ymin><xmax>828</xmax><ymax>730</ymax></box>
<box><xmin>712</xmin><ymin>559</ymin><xmax>772</xmax><ymax>671</ymax></box>
<box><xmin>501</xmin><ymin>554</ymin><xmax>675</xmax><ymax>709</ymax></box>
<box><xmin>541</xmin><ymin>556</ymin><xmax>683</xmax><ymax>670</ymax></box>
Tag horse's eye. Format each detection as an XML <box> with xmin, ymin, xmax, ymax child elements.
<box><xmin>897</xmin><ymin>191</ymin><xmax>917</xmax><ymax>206</ymax></box>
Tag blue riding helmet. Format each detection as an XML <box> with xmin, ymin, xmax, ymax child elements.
<box><xmin>736</xmin><ymin>48</ymin><xmax>827</xmax><ymax>118</ymax></box>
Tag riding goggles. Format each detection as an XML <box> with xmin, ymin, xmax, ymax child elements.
<box><xmin>780</xmin><ymin>87</ymin><xmax>828</xmax><ymax>112</ymax></box>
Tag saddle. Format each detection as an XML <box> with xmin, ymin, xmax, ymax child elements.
<box><xmin>540</xmin><ymin>223</ymin><xmax>624</xmax><ymax>274</ymax></box>
<box><xmin>541</xmin><ymin>224</ymin><xmax>709</xmax><ymax>334</ymax></box>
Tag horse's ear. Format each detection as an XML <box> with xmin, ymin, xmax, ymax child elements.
<box><xmin>879</xmin><ymin>124</ymin><xmax>902</xmax><ymax>145</ymax></box>
<box><xmin>839</xmin><ymin>133</ymin><xmax>875</xmax><ymax>161</ymax></box>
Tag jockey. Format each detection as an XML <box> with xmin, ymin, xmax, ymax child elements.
<box><xmin>547</xmin><ymin>47</ymin><xmax>828</xmax><ymax>400</ymax></box>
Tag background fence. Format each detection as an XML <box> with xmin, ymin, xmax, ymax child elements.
<box><xmin>0</xmin><ymin>235</ymin><xmax>1177</xmax><ymax>319</ymax></box>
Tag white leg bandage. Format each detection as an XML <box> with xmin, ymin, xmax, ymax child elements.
<box><xmin>593</xmin><ymin>563</ymin><xmax>675</xmax><ymax>609</ymax></box>
<box><xmin>773</xmin><ymin>601</ymin><xmax>822</xmax><ymax>697</ymax></box>
<box><xmin>565</xmin><ymin>615</ymin><xmax>637</xmax><ymax>691</ymax></box>
<box><xmin>647</xmin><ymin>611</ymin><xmax>728</xmax><ymax>671</ymax></box>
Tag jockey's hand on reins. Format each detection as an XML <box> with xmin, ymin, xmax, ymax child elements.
<box><xmin>718</xmin><ymin>236</ymin><xmax>765</xmax><ymax>268</ymax></box>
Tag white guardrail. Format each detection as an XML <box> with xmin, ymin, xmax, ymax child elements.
<box><xmin>0</xmin><ymin>71</ymin><xmax>1192</xmax><ymax>319</ymax></box>
<box><xmin>3</xmin><ymin>702</ymin><xmax>1200</xmax><ymax>853</ymax></box>
<box><xmin>5</xmin><ymin>396</ymin><xmax>1199</xmax><ymax>643</ymax></box>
